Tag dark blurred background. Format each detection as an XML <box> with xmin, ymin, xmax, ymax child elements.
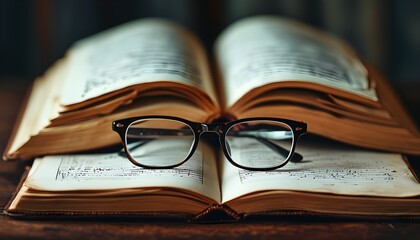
<box><xmin>1</xmin><ymin>0</ymin><xmax>420</xmax><ymax>118</ymax></box>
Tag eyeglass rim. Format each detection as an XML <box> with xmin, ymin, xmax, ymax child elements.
<box><xmin>125</xmin><ymin>118</ymin><xmax>199</xmax><ymax>169</ymax></box>
<box><xmin>222</xmin><ymin>119</ymin><xmax>296</xmax><ymax>171</ymax></box>
<box><xmin>112</xmin><ymin>115</ymin><xmax>307</xmax><ymax>171</ymax></box>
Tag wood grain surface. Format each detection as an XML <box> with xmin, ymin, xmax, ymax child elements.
<box><xmin>1</xmin><ymin>80</ymin><xmax>420</xmax><ymax>240</ymax></box>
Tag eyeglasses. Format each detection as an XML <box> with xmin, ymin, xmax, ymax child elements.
<box><xmin>112</xmin><ymin>116</ymin><xmax>307</xmax><ymax>171</ymax></box>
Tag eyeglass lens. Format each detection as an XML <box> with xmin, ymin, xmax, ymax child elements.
<box><xmin>125</xmin><ymin>119</ymin><xmax>195</xmax><ymax>168</ymax></box>
<box><xmin>225</xmin><ymin>120</ymin><xmax>294</xmax><ymax>169</ymax></box>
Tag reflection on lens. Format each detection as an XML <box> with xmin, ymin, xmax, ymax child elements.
<box><xmin>125</xmin><ymin>119</ymin><xmax>195</xmax><ymax>167</ymax></box>
<box><xmin>225</xmin><ymin>120</ymin><xmax>294</xmax><ymax>169</ymax></box>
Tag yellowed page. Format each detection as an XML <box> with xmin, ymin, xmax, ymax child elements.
<box><xmin>60</xmin><ymin>18</ymin><xmax>215</xmax><ymax>106</ymax></box>
<box><xmin>6</xmin><ymin>60</ymin><xmax>68</xmax><ymax>157</ymax></box>
<box><xmin>24</xmin><ymin>141</ymin><xmax>221</xmax><ymax>203</ymax></box>
<box><xmin>220</xmin><ymin>138</ymin><xmax>420</xmax><ymax>203</ymax></box>
<box><xmin>215</xmin><ymin>16</ymin><xmax>377</xmax><ymax>108</ymax></box>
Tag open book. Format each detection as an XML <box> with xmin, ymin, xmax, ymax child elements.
<box><xmin>5</xmin><ymin>136</ymin><xmax>420</xmax><ymax>221</ymax></box>
<box><xmin>3</xmin><ymin>15</ymin><xmax>420</xmax><ymax>161</ymax></box>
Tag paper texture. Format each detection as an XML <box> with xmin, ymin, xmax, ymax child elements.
<box><xmin>215</xmin><ymin>16</ymin><xmax>377</xmax><ymax>106</ymax></box>
<box><xmin>25</xmin><ymin>142</ymin><xmax>221</xmax><ymax>202</ymax></box>
<box><xmin>221</xmin><ymin>138</ymin><xmax>420</xmax><ymax>202</ymax></box>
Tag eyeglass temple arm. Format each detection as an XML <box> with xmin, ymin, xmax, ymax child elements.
<box><xmin>230</xmin><ymin>133</ymin><xmax>303</xmax><ymax>163</ymax></box>
<box><xmin>257</xmin><ymin>136</ymin><xmax>302</xmax><ymax>162</ymax></box>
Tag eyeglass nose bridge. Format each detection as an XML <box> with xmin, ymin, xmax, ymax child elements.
<box><xmin>199</xmin><ymin>123</ymin><xmax>223</xmax><ymax>135</ymax></box>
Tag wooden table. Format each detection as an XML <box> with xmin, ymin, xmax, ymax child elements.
<box><xmin>1</xmin><ymin>80</ymin><xmax>420</xmax><ymax>240</ymax></box>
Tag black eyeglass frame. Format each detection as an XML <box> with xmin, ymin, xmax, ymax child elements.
<box><xmin>112</xmin><ymin>115</ymin><xmax>307</xmax><ymax>171</ymax></box>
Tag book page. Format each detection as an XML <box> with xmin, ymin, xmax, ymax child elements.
<box><xmin>6</xmin><ymin>59</ymin><xmax>68</xmax><ymax>157</ymax></box>
<box><xmin>25</xmin><ymin>141</ymin><xmax>221</xmax><ymax>202</ymax></box>
<box><xmin>215</xmin><ymin>16</ymin><xmax>377</xmax><ymax>107</ymax></box>
<box><xmin>221</xmin><ymin>137</ymin><xmax>420</xmax><ymax>203</ymax></box>
<box><xmin>60</xmin><ymin>19</ymin><xmax>214</xmax><ymax>105</ymax></box>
